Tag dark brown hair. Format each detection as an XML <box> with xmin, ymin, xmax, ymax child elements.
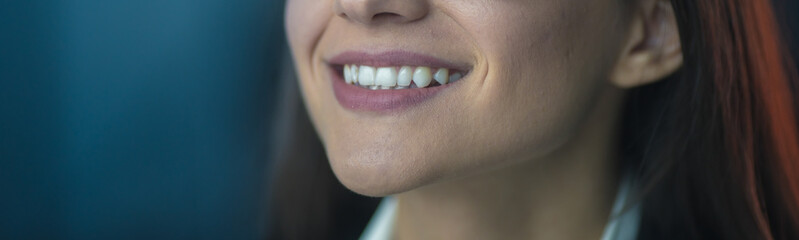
<box><xmin>628</xmin><ymin>0</ymin><xmax>799</xmax><ymax>239</ymax></box>
<box><xmin>268</xmin><ymin>0</ymin><xmax>799</xmax><ymax>239</ymax></box>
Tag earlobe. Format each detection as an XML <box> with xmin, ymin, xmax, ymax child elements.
<box><xmin>610</xmin><ymin>0</ymin><xmax>683</xmax><ymax>89</ymax></box>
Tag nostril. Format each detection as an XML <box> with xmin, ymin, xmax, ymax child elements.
<box><xmin>371</xmin><ymin>12</ymin><xmax>405</xmax><ymax>22</ymax></box>
<box><xmin>335</xmin><ymin>0</ymin><xmax>428</xmax><ymax>25</ymax></box>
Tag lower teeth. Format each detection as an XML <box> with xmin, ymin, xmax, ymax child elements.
<box><xmin>356</xmin><ymin>83</ymin><xmax>427</xmax><ymax>90</ymax></box>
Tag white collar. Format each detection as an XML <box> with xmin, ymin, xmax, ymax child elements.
<box><xmin>360</xmin><ymin>176</ymin><xmax>641</xmax><ymax>240</ymax></box>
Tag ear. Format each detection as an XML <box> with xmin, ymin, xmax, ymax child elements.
<box><xmin>610</xmin><ymin>0</ymin><xmax>683</xmax><ymax>88</ymax></box>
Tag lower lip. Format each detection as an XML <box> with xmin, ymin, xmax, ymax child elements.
<box><xmin>330</xmin><ymin>68</ymin><xmax>453</xmax><ymax>112</ymax></box>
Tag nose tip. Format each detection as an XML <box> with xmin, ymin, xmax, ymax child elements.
<box><xmin>335</xmin><ymin>0</ymin><xmax>428</xmax><ymax>25</ymax></box>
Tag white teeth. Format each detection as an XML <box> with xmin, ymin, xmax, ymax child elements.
<box><xmin>350</xmin><ymin>65</ymin><xmax>359</xmax><ymax>84</ymax></box>
<box><xmin>375</xmin><ymin>67</ymin><xmax>398</xmax><ymax>87</ymax></box>
<box><xmin>358</xmin><ymin>66</ymin><xmax>376</xmax><ymax>86</ymax></box>
<box><xmin>343</xmin><ymin>65</ymin><xmax>352</xmax><ymax>84</ymax></box>
<box><xmin>397</xmin><ymin>66</ymin><xmax>412</xmax><ymax>87</ymax></box>
<box><xmin>434</xmin><ymin>68</ymin><xmax>449</xmax><ymax>85</ymax></box>
<box><xmin>449</xmin><ymin>72</ymin><xmax>462</xmax><ymax>83</ymax></box>
<box><xmin>343</xmin><ymin>64</ymin><xmax>464</xmax><ymax>90</ymax></box>
<box><xmin>413</xmin><ymin>67</ymin><xmax>432</xmax><ymax>88</ymax></box>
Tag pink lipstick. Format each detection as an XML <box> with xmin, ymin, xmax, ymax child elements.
<box><xmin>327</xmin><ymin>51</ymin><xmax>470</xmax><ymax>112</ymax></box>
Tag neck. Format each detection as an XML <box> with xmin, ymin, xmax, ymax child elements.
<box><xmin>394</xmin><ymin>87</ymin><xmax>625</xmax><ymax>240</ymax></box>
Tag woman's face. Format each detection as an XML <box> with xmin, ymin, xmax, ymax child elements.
<box><xmin>286</xmin><ymin>0</ymin><xmax>633</xmax><ymax>196</ymax></box>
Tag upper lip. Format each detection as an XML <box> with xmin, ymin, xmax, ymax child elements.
<box><xmin>326</xmin><ymin>50</ymin><xmax>471</xmax><ymax>72</ymax></box>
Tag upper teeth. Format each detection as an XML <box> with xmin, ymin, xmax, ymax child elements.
<box><xmin>343</xmin><ymin>64</ymin><xmax>464</xmax><ymax>89</ymax></box>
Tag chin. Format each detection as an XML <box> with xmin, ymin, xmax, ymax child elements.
<box><xmin>324</xmin><ymin>142</ymin><xmax>443</xmax><ymax>197</ymax></box>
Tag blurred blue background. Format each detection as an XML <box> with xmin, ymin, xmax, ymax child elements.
<box><xmin>0</xmin><ymin>0</ymin><xmax>797</xmax><ymax>240</ymax></box>
<box><xmin>1</xmin><ymin>0</ymin><xmax>284</xmax><ymax>239</ymax></box>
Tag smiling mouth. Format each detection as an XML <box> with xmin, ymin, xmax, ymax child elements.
<box><xmin>327</xmin><ymin>50</ymin><xmax>472</xmax><ymax>89</ymax></box>
<box><xmin>336</xmin><ymin>64</ymin><xmax>466</xmax><ymax>90</ymax></box>
<box><xmin>326</xmin><ymin>50</ymin><xmax>472</xmax><ymax>112</ymax></box>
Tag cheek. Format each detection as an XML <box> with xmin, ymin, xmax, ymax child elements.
<box><xmin>456</xmin><ymin>1</ymin><xmax>625</xmax><ymax>159</ymax></box>
<box><xmin>286</xmin><ymin>0</ymin><xmax>337</xmax><ymax>139</ymax></box>
<box><xmin>286</xmin><ymin>0</ymin><xmax>333</xmax><ymax>60</ymax></box>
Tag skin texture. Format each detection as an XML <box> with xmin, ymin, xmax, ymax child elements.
<box><xmin>286</xmin><ymin>0</ymin><xmax>682</xmax><ymax>238</ymax></box>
